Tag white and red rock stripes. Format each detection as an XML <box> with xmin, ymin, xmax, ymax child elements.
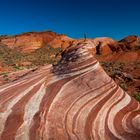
<box><xmin>0</xmin><ymin>41</ymin><xmax>140</xmax><ymax>140</ymax></box>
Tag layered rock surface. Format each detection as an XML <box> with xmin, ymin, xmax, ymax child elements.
<box><xmin>0</xmin><ymin>41</ymin><xmax>140</xmax><ymax>140</ymax></box>
<box><xmin>0</xmin><ymin>31</ymin><xmax>72</xmax><ymax>52</ymax></box>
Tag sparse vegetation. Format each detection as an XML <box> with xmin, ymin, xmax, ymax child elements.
<box><xmin>100</xmin><ymin>61</ymin><xmax>124</xmax><ymax>78</ymax></box>
<box><xmin>27</xmin><ymin>45</ymin><xmax>62</xmax><ymax>66</ymax></box>
<box><xmin>0</xmin><ymin>44</ymin><xmax>62</xmax><ymax>72</ymax></box>
<box><xmin>132</xmin><ymin>92</ymin><xmax>140</xmax><ymax>102</ymax></box>
<box><xmin>100</xmin><ymin>58</ymin><xmax>140</xmax><ymax>102</ymax></box>
<box><xmin>0</xmin><ymin>44</ymin><xmax>24</xmax><ymax>65</ymax></box>
<box><xmin>0</xmin><ymin>72</ymin><xmax>8</xmax><ymax>76</ymax></box>
<box><xmin>13</xmin><ymin>66</ymin><xmax>24</xmax><ymax>71</ymax></box>
<box><xmin>0</xmin><ymin>44</ymin><xmax>63</xmax><ymax>85</ymax></box>
<box><xmin>100</xmin><ymin>61</ymin><xmax>129</xmax><ymax>91</ymax></box>
<box><xmin>2</xmin><ymin>73</ymin><xmax>9</xmax><ymax>81</ymax></box>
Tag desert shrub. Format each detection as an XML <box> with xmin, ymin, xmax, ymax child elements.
<box><xmin>100</xmin><ymin>61</ymin><xmax>124</xmax><ymax>78</ymax></box>
<box><xmin>0</xmin><ymin>44</ymin><xmax>63</xmax><ymax>73</ymax></box>
<box><xmin>26</xmin><ymin>45</ymin><xmax>62</xmax><ymax>66</ymax></box>
<box><xmin>0</xmin><ymin>44</ymin><xmax>62</xmax><ymax>68</ymax></box>
<box><xmin>0</xmin><ymin>45</ymin><xmax>24</xmax><ymax>65</ymax></box>
<box><xmin>101</xmin><ymin>61</ymin><xmax>128</xmax><ymax>91</ymax></box>
<box><xmin>0</xmin><ymin>72</ymin><xmax>8</xmax><ymax>76</ymax></box>
<box><xmin>13</xmin><ymin>66</ymin><xmax>24</xmax><ymax>71</ymax></box>
<box><xmin>132</xmin><ymin>92</ymin><xmax>140</xmax><ymax>102</ymax></box>
<box><xmin>2</xmin><ymin>73</ymin><xmax>9</xmax><ymax>81</ymax></box>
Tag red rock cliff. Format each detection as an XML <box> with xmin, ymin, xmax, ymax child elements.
<box><xmin>0</xmin><ymin>31</ymin><xmax>73</xmax><ymax>52</ymax></box>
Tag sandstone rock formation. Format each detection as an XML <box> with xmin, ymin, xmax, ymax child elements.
<box><xmin>0</xmin><ymin>31</ymin><xmax>72</xmax><ymax>52</ymax></box>
<box><xmin>89</xmin><ymin>36</ymin><xmax>140</xmax><ymax>96</ymax></box>
<box><xmin>89</xmin><ymin>35</ymin><xmax>139</xmax><ymax>56</ymax></box>
<box><xmin>0</xmin><ymin>41</ymin><xmax>140</xmax><ymax>140</ymax></box>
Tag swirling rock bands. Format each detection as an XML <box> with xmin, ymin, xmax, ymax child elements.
<box><xmin>0</xmin><ymin>41</ymin><xmax>140</xmax><ymax>140</ymax></box>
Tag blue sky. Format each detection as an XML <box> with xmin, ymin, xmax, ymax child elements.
<box><xmin>0</xmin><ymin>0</ymin><xmax>140</xmax><ymax>39</ymax></box>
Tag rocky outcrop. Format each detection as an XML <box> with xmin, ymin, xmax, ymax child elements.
<box><xmin>0</xmin><ymin>31</ymin><xmax>138</xmax><ymax>55</ymax></box>
<box><xmin>119</xmin><ymin>35</ymin><xmax>138</xmax><ymax>44</ymax></box>
<box><xmin>92</xmin><ymin>36</ymin><xmax>140</xmax><ymax>96</ymax></box>
<box><xmin>90</xmin><ymin>36</ymin><xmax>139</xmax><ymax>56</ymax></box>
<box><xmin>0</xmin><ymin>31</ymin><xmax>72</xmax><ymax>52</ymax></box>
<box><xmin>0</xmin><ymin>41</ymin><xmax>140</xmax><ymax>140</ymax></box>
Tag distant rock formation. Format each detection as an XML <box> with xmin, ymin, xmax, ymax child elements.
<box><xmin>0</xmin><ymin>30</ymin><xmax>138</xmax><ymax>55</ymax></box>
<box><xmin>0</xmin><ymin>41</ymin><xmax>140</xmax><ymax>140</ymax></box>
<box><xmin>0</xmin><ymin>31</ymin><xmax>73</xmax><ymax>52</ymax></box>
<box><xmin>90</xmin><ymin>35</ymin><xmax>139</xmax><ymax>56</ymax></box>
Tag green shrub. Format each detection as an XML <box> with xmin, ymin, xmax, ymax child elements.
<box><xmin>13</xmin><ymin>66</ymin><xmax>24</xmax><ymax>71</ymax></box>
<box><xmin>132</xmin><ymin>92</ymin><xmax>140</xmax><ymax>102</ymax></box>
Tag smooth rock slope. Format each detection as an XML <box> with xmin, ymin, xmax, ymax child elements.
<box><xmin>0</xmin><ymin>41</ymin><xmax>140</xmax><ymax>140</ymax></box>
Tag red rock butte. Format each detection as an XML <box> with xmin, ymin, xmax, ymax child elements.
<box><xmin>0</xmin><ymin>41</ymin><xmax>140</xmax><ymax>140</ymax></box>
